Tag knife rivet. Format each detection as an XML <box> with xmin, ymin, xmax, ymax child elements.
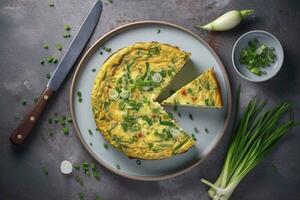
<box><xmin>17</xmin><ymin>134</ymin><xmax>23</xmax><ymax>139</ymax></box>
<box><xmin>44</xmin><ymin>95</ymin><xmax>49</xmax><ymax>100</ymax></box>
<box><xmin>30</xmin><ymin>116</ymin><xmax>35</xmax><ymax>121</ymax></box>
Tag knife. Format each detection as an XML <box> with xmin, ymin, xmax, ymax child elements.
<box><xmin>10</xmin><ymin>0</ymin><xmax>103</xmax><ymax>144</ymax></box>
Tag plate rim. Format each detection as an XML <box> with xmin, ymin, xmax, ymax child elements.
<box><xmin>69</xmin><ymin>20</ymin><xmax>232</xmax><ymax>181</ymax></box>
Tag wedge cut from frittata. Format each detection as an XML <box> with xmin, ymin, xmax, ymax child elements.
<box><xmin>162</xmin><ymin>68</ymin><xmax>223</xmax><ymax>108</ymax></box>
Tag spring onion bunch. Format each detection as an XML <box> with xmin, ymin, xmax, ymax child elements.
<box><xmin>201</xmin><ymin>98</ymin><xmax>298</xmax><ymax>200</ymax></box>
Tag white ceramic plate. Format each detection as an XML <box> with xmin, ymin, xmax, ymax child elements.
<box><xmin>70</xmin><ymin>21</ymin><xmax>232</xmax><ymax>181</ymax></box>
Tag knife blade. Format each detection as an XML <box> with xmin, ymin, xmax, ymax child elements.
<box><xmin>10</xmin><ymin>0</ymin><xmax>102</xmax><ymax>144</ymax></box>
<box><xmin>48</xmin><ymin>0</ymin><xmax>102</xmax><ymax>91</ymax></box>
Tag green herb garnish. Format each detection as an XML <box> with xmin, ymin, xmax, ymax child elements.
<box><xmin>63</xmin><ymin>127</ymin><xmax>69</xmax><ymax>135</ymax></box>
<box><xmin>62</xmin><ymin>32</ymin><xmax>71</xmax><ymax>38</ymax></box>
<box><xmin>239</xmin><ymin>38</ymin><xmax>277</xmax><ymax>76</ymax></box>
<box><xmin>78</xmin><ymin>192</ymin><xmax>85</xmax><ymax>200</ymax></box>
<box><xmin>103</xmin><ymin>143</ymin><xmax>109</xmax><ymax>149</ymax></box>
<box><xmin>88</xmin><ymin>129</ymin><xmax>93</xmax><ymax>135</ymax></box>
<box><xmin>157</xmin><ymin>29</ymin><xmax>161</xmax><ymax>34</ymax></box>
<box><xmin>159</xmin><ymin>120</ymin><xmax>175</xmax><ymax>126</ymax></box>
<box><xmin>40</xmin><ymin>60</ymin><xmax>45</xmax><ymax>65</ymax></box>
<box><xmin>92</xmin><ymin>68</ymin><xmax>96</xmax><ymax>72</ymax></box>
<box><xmin>21</xmin><ymin>98</ymin><xmax>27</xmax><ymax>106</ymax></box>
<box><xmin>55</xmin><ymin>43</ymin><xmax>63</xmax><ymax>51</ymax></box>
<box><xmin>136</xmin><ymin>159</ymin><xmax>141</xmax><ymax>165</ymax></box>
<box><xmin>205</xmin><ymin>128</ymin><xmax>209</xmax><ymax>133</ymax></box>
<box><xmin>189</xmin><ymin>114</ymin><xmax>193</xmax><ymax>120</ymax></box>
<box><xmin>42</xmin><ymin>43</ymin><xmax>49</xmax><ymax>49</ymax></box>
<box><xmin>103</xmin><ymin>47</ymin><xmax>112</xmax><ymax>52</ymax></box>
<box><xmin>42</xmin><ymin>166</ymin><xmax>48</xmax><ymax>175</ymax></box>
<box><xmin>194</xmin><ymin>127</ymin><xmax>199</xmax><ymax>133</ymax></box>
<box><xmin>64</xmin><ymin>24</ymin><xmax>71</xmax><ymax>31</ymax></box>
<box><xmin>116</xmin><ymin>164</ymin><xmax>120</xmax><ymax>170</ymax></box>
<box><xmin>82</xmin><ymin>161</ymin><xmax>90</xmax><ymax>177</ymax></box>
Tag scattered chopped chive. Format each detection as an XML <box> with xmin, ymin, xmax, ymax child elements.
<box><xmin>47</xmin><ymin>56</ymin><xmax>54</xmax><ymax>63</ymax></box>
<box><xmin>103</xmin><ymin>143</ymin><xmax>109</xmax><ymax>149</ymax></box>
<box><xmin>48</xmin><ymin>1</ymin><xmax>55</xmax><ymax>7</ymax></box>
<box><xmin>73</xmin><ymin>164</ymin><xmax>80</xmax><ymax>171</ymax></box>
<box><xmin>157</xmin><ymin>29</ymin><xmax>161</xmax><ymax>34</ymax></box>
<box><xmin>88</xmin><ymin>129</ymin><xmax>93</xmax><ymax>135</ymax></box>
<box><xmin>116</xmin><ymin>164</ymin><xmax>120</xmax><ymax>170</ymax></box>
<box><xmin>194</xmin><ymin>127</ymin><xmax>199</xmax><ymax>133</ymax></box>
<box><xmin>177</xmin><ymin>112</ymin><xmax>182</xmax><ymax>117</ymax></box>
<box><xmin>103</xmin><ymin>47</ymin><xmax>111</xmax><ymax>52</ymax></box>
<box><xmin>75</xmin><ymin>175</ymin><xmax>84</xmax><ymax>186</ymax></box>
<box><xmin>40</xmin><ymin>60</ymin><xmax>45</xmax><ymax>65</ymax></box>
<box><xmin>33</xmin><ymin>97</ymin><xmax>38</xmax><ymax>103</ymax></box>
<box><xmin>189</xmin><ymin>114</ymin><xmax>193</xmax><ymax>120</ymax></box>
<box><xmin>92</xmin><ymin>68</ymin><xmax>96</xmax><ymax>72</ymax></box>
<box><xmin>52</xmin><ymin>57</ymin><xmax>58</xmax><ymax>64</ymax></box>
<box><xmin>21</xmin><ymin>98</ymin><xmax>27</xmax><ymax>106</ymax></box>
<box><xmin>82</xmin><ymin>161</ymin><xmax>90</xmax><ymax>177</ymax></box>
<box><xmin>77</xmin><ymin>91</ymin><xmax>82</xmax><ymax>97</ymax></box>
<box><xmin>48</xmin><ymin>118</ymin><xmax>53</xmax><ymax>124</ymax></box>
<box><xmin>107</xmin><ymin>0</ymin><xmax>113</xmax><ymax>3</ymax></box>
<box><xmin>64</xmin><ymin>24</ymin><xmax>71</xmax><ymax>31</ymax></box>
<box><xmin>63</xmin><ymin>127</ymin><xmax>69</xmax><ymax>135</ymax></box>
<box><xmin>67</xmin><ymin>117</ymin><xmax>73</xmax><ymax>123</ymax></box>
<box><xmin>95</xmin><ymin>128</ymin><xmax>99</xmax><ymax>131</ymax></box>
<box><xmin>78</xmin><ymin>192</ymin><xmax>84</xmax><ymax>200</ymax></box>
<box><xmin>42</xmin><ymin>43</ymin><xmax>49</xmax><ymax>49</ymax></box>
<box><xmin>60</xmin><ymin>117</ymin><xmax>66</xmax><ymax>126</ymax></box>
<box><xmin>42</xmin><ymin>166</ymin><xmax>48</xmax><ymax>175</ymax></box>
<box><xmin>99</xmin><ymin>51</ymin><xmax>103</xmax><ymax>55</ymax></box>
<box><xmin>78</xmin><ymin>98</ymin><xmax>82</xmax><ymax>103</ymax></box>
<box><xmin>91</xmin><ymin>163</ymin><xmax>100</xmax><ymax>181</ymax></box>
<box><xmin>46</xmin><ymin>73</ymin><xmax>51</xmax><ymax>79</ymax></box>
<box><xmin>192</xmin><ymin>133</ymin><xmax>197</xmax><ymax>141</ymax></box>
<box><xmin>55</xmin><ymin>43</ymin><xmax>63</xmax><ymax>51</ymax></box>
<box><xmin>205</xmin><ymin>128</ymin><xmax>209</xmax><ymax>133</ymax></box>
<box><xmin>90</xmin><ymin>142</ymin><xmax>93</xmax><ymax>146</ymax></box>
<box><xmin>53</xmin><ymin>118</ymin><xmax>59</xmax><ymax>123</ymax></box>
<box><xmin>62</xmin><ymin>32</ymin><xmax>71</xmax><ymax>38</ymax></box>
<box><xmin>136</xmin><ymin>159</ymin><xmax>141</xmax><ymax>165</ymax></box>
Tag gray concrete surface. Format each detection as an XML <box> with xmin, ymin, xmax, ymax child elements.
<box><xmin>1</xmin><ymin>0</ymin><xmax>300</xmax><ymax>199</ymax></box>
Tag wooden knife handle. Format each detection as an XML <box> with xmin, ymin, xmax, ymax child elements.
<box><xmin>10</xmin><ymin>87</ymin><xmax>55</xmax><ymax>144</ymax></box>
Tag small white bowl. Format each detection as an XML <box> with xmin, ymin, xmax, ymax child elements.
<box><xmin>232</xmin><ymin>30</ymin><xmax>284</xmax><ymax>82</ymax></box>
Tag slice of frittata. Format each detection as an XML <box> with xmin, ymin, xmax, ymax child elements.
<box><xmin>162</xmin><ymin>68</ymin><xmax>223</xmax><ymax>108</ymax></box>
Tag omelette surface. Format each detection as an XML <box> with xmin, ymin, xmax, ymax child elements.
<box><xmin>92</xmin><ymin>42</ymin><xmax>195</xmax><ymax>160</ymax></box>
<box><xmin>162</xmin><ymin>68</ymin><xmax>223</xmax><ymax>108</ymax></box>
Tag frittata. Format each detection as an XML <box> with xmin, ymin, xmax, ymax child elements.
<box><xmin>92</xmin><ymin>42</ymin><xmax>195</xmax><ymax>160</ymax></box>
<box><xmin>162</xmin><ymin>68</ymin><xmax>223</xmax><ymax>108</ymax></box>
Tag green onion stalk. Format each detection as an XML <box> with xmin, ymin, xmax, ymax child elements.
<box><xmin>201</xmin><ymin>96</ymin><xmax>298</xmax><ymax>200</ymax></box>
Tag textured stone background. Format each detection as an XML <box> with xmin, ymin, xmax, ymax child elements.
<box><xmin>0</xmin><ymin>0</ymin><xmax>300</xmax><ymax>199</ymax></box>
